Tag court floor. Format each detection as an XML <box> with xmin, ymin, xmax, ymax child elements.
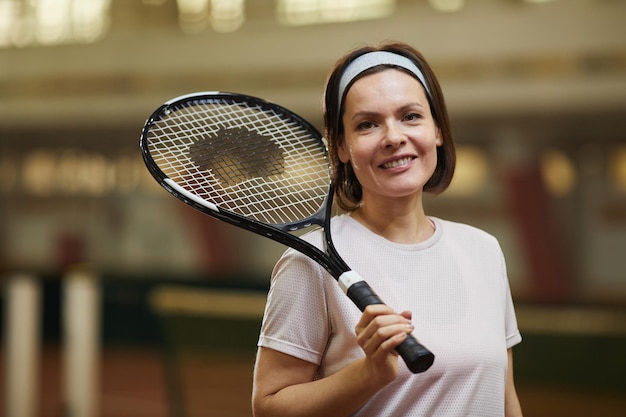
<box><xmin>1</xmin><ymin>345</ymin><xmax>624</xmax><ymax>417</ymax></box>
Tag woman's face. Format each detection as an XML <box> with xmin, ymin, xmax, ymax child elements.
<box><xmin>338</xmin><ymin>69</ymin><xmax>442</xmax><ymax>205</ymax></box>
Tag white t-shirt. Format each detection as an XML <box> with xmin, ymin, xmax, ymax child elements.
<box><xmin>258</xmin><ymin>215</ymin><xmax>522</xmax><ymax>417</ymax></box>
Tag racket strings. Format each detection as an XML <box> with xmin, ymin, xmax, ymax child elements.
<box><xmin>147</xmin><ymin>98</ymin><xmax>329</xmax><ymax>225</ymax></box>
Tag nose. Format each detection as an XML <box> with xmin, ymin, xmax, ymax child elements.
<box><xmin>383</xmin><ymin>122</ymin><xmax>406</xmax><ymax>148</ymax></box>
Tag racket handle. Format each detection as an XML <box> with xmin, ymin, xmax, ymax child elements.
<box><xmin>345</xmin><ymin>279</ymin><xmax>435</xmax><ymax>374</ymax></box>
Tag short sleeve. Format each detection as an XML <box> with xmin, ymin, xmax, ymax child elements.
<box><xmin>498</xmin><ymin>248</ymin><xmax>522</xmax><ymax>349</ymax></box>
<box><xmin>257</xmin><ymin>247</ymin><xmax>331</xmax><ymax>365</ymax></box>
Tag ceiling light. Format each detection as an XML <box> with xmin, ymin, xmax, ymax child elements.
<box><xmin>609</xmin><ymin>146</ymin><xmax>626</xmax><ymax>193</ymax></box>
<box><xmin>446</xmin><ymin>146</ymin><xmax>489</xmax><ymax>196</ymax></box>
<box><xmin>540</xmin><ymin>149</ymin><xmax>576</xmax><ymax>197</ymax></box>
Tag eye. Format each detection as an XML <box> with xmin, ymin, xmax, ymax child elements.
<box><xmin>402</xmin><ymin>112</ymin><xmax>422</xmax><ymax>123</ymax></box>
<box><xmin>356</xmin><ymin>120</ymin><xmax>376</xmax><ymax>131</ymax></box>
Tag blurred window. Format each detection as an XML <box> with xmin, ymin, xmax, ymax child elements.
<box><xmin>0</xmin><ymin>0</ymin><xmax>110</xmax><ymax>47</ymax></box>
<box><xmin>176</xmin><ymin>0</ymin><xmax>244</xmax><ymax>33</ymax></box>
<box><xmin>277</xmin><ymin>0</ymin><xmax>395</xmax><ymax>26</ymax></box>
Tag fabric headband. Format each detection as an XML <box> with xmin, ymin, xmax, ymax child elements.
<box><xmin>337</xmin><ymin>51</ymin><xmax>432</xmax><ymax>111</ymax></box>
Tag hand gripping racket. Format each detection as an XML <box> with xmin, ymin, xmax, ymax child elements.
<box><xmin>140</xmin><ymin>92</ymin><xmax>434</xmax><ymax>373</ymax></box>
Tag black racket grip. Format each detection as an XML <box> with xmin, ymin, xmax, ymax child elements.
<box><xmin>346</xmin><ymin>280</ymin><xmax>435</xmax><ymax>374</ymax></box>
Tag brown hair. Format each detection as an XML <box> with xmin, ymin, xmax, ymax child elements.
<box><xmin>322</xmin><ymin>41</ymin><xmax>456</xmax><ymax>211</ymax></box>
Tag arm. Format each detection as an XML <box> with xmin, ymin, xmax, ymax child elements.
<box><xmin>252</xmin><ymin>348</ymin><xmax>385</xmax><ymax>417</ymax></box>
<box><xmin>252</xmin><ymin>305</ymin><xmax>413</xmax><ymax>417</ymax></box>
<box><xmin>505</xmin><ymin>348</ymin><xmax>523</xmax><ymax>417</ymax></box>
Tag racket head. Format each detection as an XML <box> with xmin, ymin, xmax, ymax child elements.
<box><xmin>140</xmin><ymin>91</ymin><xmax>331</xmax><ymax>231</ymax></box>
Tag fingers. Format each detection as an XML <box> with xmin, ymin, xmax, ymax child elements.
<box><xmin>355</xmin><ymin>305</ymin><xmax>414</xmax><ymax>356</ymax></box>
<box><xmin>400</xmin><ymin>310</ymin><xmax>412</xmax><ymax>321</ymax></box>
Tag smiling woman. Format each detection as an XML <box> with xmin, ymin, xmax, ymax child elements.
<box><xmin>252</xmin><ymin>41</ymin><xmax>524</xmax><ymax>417</ymax></box>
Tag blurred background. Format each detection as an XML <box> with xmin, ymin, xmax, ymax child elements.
<box><xmin>1</xmin><ymin>0</ymin><xmax>625</xmax><ymax>416</ymax></box>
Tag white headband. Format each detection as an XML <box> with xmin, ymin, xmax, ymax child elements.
<box><xmin>337</xmin><ymin>51</ymin><xmax>431</xmax><ymax>111</ymax></box>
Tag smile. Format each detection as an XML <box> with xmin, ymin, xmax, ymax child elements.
<box><xmin>381</xmin><ymin>156</ymin><xmax>414</xmax><ymax>169</ymax></box>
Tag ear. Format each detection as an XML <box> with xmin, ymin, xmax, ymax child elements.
<box><xmin>337</xmin><ymin>137</ymin><xmax>351</xmax><ymax>163</ymax></box>
<box><xmin>435</xmin><ymin>127</ymin><xmax>443</xmax><ymax>147</ymax></box>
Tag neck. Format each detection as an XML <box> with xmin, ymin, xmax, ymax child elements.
<box><xmin>350</xmin><ymin>196</ymin><xmax>434</xmax><ymax>244</ymax></box>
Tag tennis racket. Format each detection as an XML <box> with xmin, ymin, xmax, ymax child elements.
<box><xmin>139</xmin><ymin>91</ymin><xmax>434</xmax><ymax>373</ymax></box>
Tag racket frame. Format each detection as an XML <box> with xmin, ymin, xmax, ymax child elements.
<box><xmin>140</xmin><ymin>91</ymin><xmax>350</xmax><ymax>278</ymax></box>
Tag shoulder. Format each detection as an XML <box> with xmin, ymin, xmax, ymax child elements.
<box><xmin>298</xmin><ymin>213</ymin><xmax>362</xmax><ymax>246</ymax></box>
<box><xmin>272</xmin><ymin>225</ymin><xmax>326</xmax><ymax>280</ymax></box>
<box><xmin>434</xmin><ymin>217</ymin><xmax>502</xmax><ymax>251</ymax></box>
<box><xmin>272</xmin><ymin>214</ymin><xmax>365</xmax><ymax>278</ymax></box>
<box><xmin>435</xmin><ymin>217</ymin><xmax>497</xmax><ymax>240</ymax></box>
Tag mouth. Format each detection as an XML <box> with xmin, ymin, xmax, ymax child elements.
<box><xmin>380</xmin><ymin>156</ymin><xmax>415</xmax><ymax>169</ymax></box>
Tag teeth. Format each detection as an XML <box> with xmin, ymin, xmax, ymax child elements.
<box><xmin>382</xmin><ymin>157</ymin><xmax>412</xmax><ymax>169</ymax></box>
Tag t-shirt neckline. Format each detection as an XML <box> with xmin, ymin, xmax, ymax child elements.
<box><xmin>341</xmin><ymin>214</ymin><xmax>443</xmax><ymax>251</ymax></box>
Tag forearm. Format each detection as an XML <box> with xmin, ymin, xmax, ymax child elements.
<box><xmin>254</xmin><ymin>357</ymin><xmax>388</xmax><ymax>417</ymax></box>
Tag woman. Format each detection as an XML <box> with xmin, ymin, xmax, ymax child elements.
<box><xmin>252</xmin><ymin>41</ymin><xmax>523</xmax><ymax>417</ymax></box>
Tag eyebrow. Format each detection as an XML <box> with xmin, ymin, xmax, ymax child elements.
<box><xmin>349</xmin><ymin>102</ymin><xmax>427</xmax><ymax>121</ymax></box>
